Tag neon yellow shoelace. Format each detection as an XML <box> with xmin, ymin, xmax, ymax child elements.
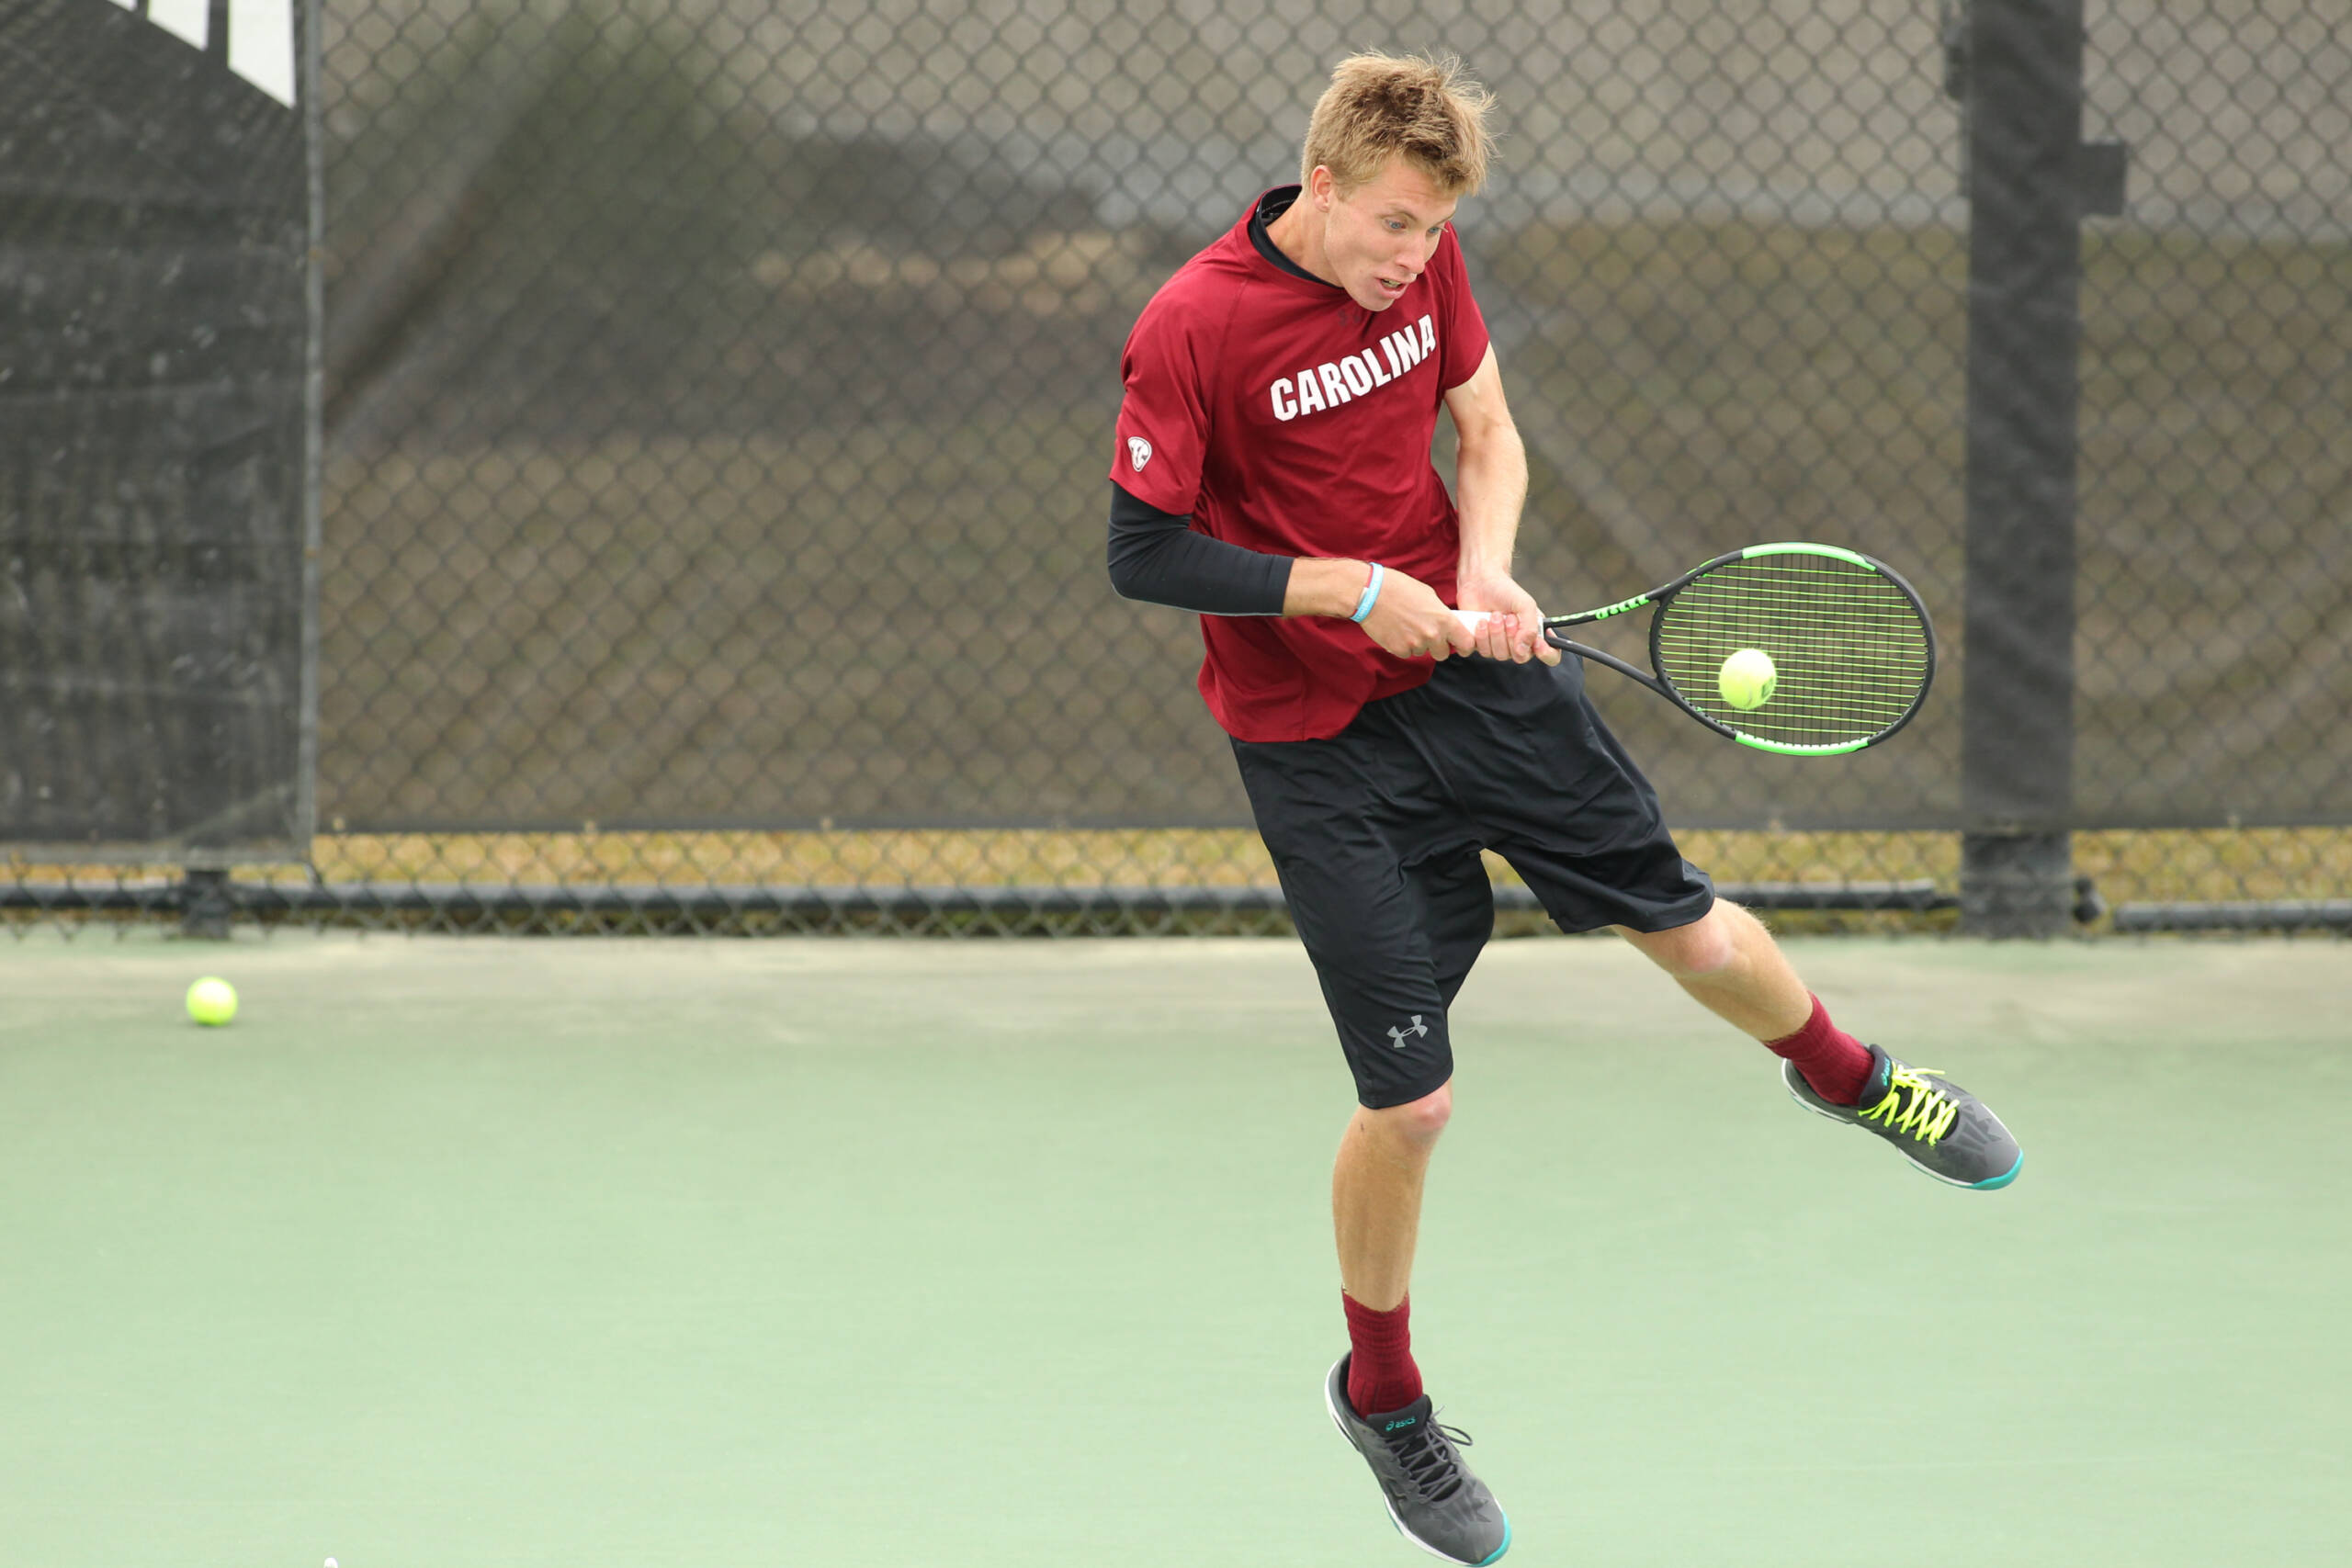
<box><xmin>1857</xmin><ymin>1065</ymin><xmax>1958</xmax><ymax>1145</ymax></box>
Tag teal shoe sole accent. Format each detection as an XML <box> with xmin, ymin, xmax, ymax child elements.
<box><xmin>1969</xmin><ymin>1150</ymin><xmax>2024</xmax><ymax>1190</ymax></box>
<box><xmin>1476</xmin><ymin>1515</ymin><xmax>1512</xmax><ymax>1564</ymax></box>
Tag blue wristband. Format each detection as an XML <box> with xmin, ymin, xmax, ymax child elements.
<box><xmin>1349</xmin><ymin>562</ymin><xmax>1385</xmax><ymax>623</ymax></box>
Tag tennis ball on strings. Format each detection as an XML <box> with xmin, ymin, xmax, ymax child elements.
<box><xmin>186</xmin><ymin>976</ymin><xmax>238</xmax><ymax>1027</ymax></box>
<box><xmin>1718</xmin><ymin>648</ymin><xmax>1777</xmax><ymax>710</ymax></box>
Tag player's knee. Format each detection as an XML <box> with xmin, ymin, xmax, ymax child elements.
<box><xmin>1622</xmin><ymin>902</ymin><xmax>1741</xmax><ymax>980</ymax></box>
<box><xmin>1368</xmin><ymin>1082</ymin><xmax>1453</xmax><ymax>1145</ymax></box>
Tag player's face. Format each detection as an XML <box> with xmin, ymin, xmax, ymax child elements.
<box><xmin>1317</xmin><ymin>156</ymin><xmax>1459</xmax><ymax>312</ymax></box>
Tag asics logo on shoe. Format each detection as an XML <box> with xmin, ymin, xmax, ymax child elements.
<box><xmin>1386</xmin><ymin>1015</ymin><xmax>1429</xmax><ymax>1048</ymax></box>
<box><xmin>1384</xmin><ymin>1416</ymin><xmax>1419</xmax><ymax>1432</ymax></box>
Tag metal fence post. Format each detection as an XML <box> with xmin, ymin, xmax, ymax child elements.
<box><xmin>179</xmin><ymin>867</ymin><xmax>233</xmax><ymax>940</ymax></box>
<box><xmin>1958</xmin><ymin>0</ymin><xmax>2098</xmax><ymax>935</ymax></box>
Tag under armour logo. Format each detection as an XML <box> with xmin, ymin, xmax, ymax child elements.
<box><xmin>1386</xmin><ymin>1015</ymin><xmax>1429</xmax><ymax>1048</ymax></box>
<box><xmin>1127</xmin><ymin>435</ymin><xmax>1152</xmax><ymax>471</ymax></box>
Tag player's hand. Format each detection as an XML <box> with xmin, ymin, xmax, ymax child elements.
<box><xmin>1455</xmin><ymin>571</ymin><xmax>1563</xmax><ymax>665</ymax></box>
<box><xmin>1359</xmin><ymin>568</ymin><xmax>1478</xmax><ymax>660</ymax></box>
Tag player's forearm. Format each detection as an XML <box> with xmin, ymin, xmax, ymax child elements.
<box><xmin>1283</xmin><ymin>557</ymin><xmax>1377</xmax><ymax>618</ymax></box>
<box><xmin>1453</xmin><ymin>422</ymin><xmax>1529</xmax><ymax>583</ymax></box>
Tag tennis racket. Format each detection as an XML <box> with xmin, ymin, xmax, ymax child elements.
<box><xmin>1453</xmin><ymin>542</ymin><xmax>1936</xmax><ymax>755</ymax></box>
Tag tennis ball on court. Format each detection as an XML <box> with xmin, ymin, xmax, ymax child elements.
<box><xmin>186</xmin><ymin>976</ymin><xmax>238</xmax><ymax>1027</ymax></box>
<box><xmin>1718</xmin><ymin>648</ymin><xmax>1777</xmax><ymax>710</ymax></box>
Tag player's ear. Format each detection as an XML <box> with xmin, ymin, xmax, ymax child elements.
<box><xmin>1308</xmin><ymin>164</ymin><xmax>1335</xmax><ymax>209</ymax></box>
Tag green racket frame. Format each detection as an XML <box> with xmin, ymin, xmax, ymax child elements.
<box><xmin>1533</xmin><ymin>542</ymin><xmax>1939</xmax><ymax>756</ymax></box>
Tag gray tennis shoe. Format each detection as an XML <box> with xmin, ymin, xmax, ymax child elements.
<box><xmin>1324</xmin><ymin>1355</ymin><xmax>1510</xmax><ymax>1565</ymax></box>
<box><xmin>1784</xmin><ymin>1045</ymin><xmax>2022</xmax><ymax>1190</ymax></box>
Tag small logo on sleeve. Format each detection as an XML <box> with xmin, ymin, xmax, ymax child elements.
<box><xmin>1127</xmin><ymin>435</ymin><xmax>1153</xmax><ymax>471</ymax></box>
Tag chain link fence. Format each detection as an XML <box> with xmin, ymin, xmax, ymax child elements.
<box><xmin>6</xmin><ymin>0</ymin><xmax>2348</xmax><ymax>933</ymax></box>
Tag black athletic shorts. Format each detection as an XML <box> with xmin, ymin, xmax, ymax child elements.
<box><xmin>1231</xmin><ymin>654</ymin><xmax>1714</xmax><ymax>1110</ymax></box>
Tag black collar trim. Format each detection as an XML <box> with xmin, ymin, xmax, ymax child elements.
<box><xmin>1248</xmin><ymin>186</ymin><xmax>1336</xmax><ymax>288</ymax></box>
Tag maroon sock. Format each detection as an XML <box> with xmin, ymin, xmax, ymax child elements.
<box><xmin>1343</xmin><ymin>1292</ymin><xmax>1423</xmax><ymax>1416</ymax></box>
<box><xmin>1765</xmin><ymin>994</ymin><xmax>1875</xmax><ymax>1106</ymax></box>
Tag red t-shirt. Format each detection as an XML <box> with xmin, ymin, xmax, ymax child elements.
<box><xmin>1110</xmin><ymin>190</ymin><xmax>1492</xmax><ymax>741</ymax></box>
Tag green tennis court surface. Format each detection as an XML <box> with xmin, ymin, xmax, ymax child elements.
<box><xmin>3</xmin><ymin>932</ymin><xmax>2345</xmax><ymax>1566</ymax></box>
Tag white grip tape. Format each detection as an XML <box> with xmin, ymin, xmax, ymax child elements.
<box><xmin>1452</xmin><ymin>609</ymin><xmax>1497</xmax><ymax>635</ymax></box>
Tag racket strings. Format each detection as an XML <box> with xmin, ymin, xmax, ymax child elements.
<box><xmin>1654</xmin><ymin>558</ymin><xmax>1931</xmax><ymax>745</ymax></box>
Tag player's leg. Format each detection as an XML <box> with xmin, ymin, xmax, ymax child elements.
<box><xmin>1315</xmin><ymin>847</ymin><xmax>1510</xmax><ymax>1568</ymax></box>
<box><xmin>1442</xmin><ymin>656</ymin><xmax>2022</xmax><ymax>1189</ymax></box>
<box><xmin>1332</xmin><ymin>845</ymin><xmax>1492</xmax><ymax>1314</ymax></box>
<box><xmin>1609</xmin><ymin>897</ymin><xmax>1808</xmax><ymax>1040</ymax></box>
<box><xmin>1612</xmin><ymin>902</ymin><xmax>2018</xmax><ymax>1185</ymax></box>
<box><xmin>1329</xmin><ymin>840</ymin><xmax>1492</xmax><ymax>1416</ymax></box>
<box><xmin>1331</xmin><ymin>1084</ymin><xmax>1450</xmax><ymax>1315</ymax></box>
<box><xmin>1233</xmin><ymin>729</ymin><xmax>1463</xmax><ymax>1393</ymax></box>
<box><xmin>1231</xmin><ymin>730</ymin><xmax>1510</xmax><ymax>1567</ymax></box>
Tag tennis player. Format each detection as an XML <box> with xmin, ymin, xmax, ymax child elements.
<box><xmin>1107</xmin><ymin>52</ymin><xmax>2020</xmax><ymax>1565</ymax></box>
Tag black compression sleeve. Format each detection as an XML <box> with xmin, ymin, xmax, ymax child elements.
<box><xmin>1106</xmin><ymin>481</ymin><xmax>1291</xmax><ymax>616</ymax></box>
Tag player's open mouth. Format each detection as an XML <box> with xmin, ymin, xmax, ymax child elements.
<box><xmin>1376</xmin><ymin>276</ymin><xmax>1407</xmax><ymax>297</ymax></box>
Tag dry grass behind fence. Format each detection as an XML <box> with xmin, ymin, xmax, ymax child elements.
<box><xmin>10</xmin><ymin>829</ymin><xmax>2349</xmax><ymax>937</ymax></box>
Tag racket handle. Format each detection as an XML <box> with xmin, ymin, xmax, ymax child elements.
<box><xmin>1451</xmin><ymin>609</ymin><xmax>1497</xmax><ymax>635</ymax></box>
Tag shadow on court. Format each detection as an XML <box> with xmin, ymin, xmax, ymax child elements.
<box><xmin>1</xmin><ymin>932</ymin><xmax>2345</xmax><ymax>1566</ymax></box>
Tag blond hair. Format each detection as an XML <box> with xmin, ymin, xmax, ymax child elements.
<box><xmin>1299</xmin><ymin>51</ymin><xmax>1496</xmax><ymax>197</ymax></box>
